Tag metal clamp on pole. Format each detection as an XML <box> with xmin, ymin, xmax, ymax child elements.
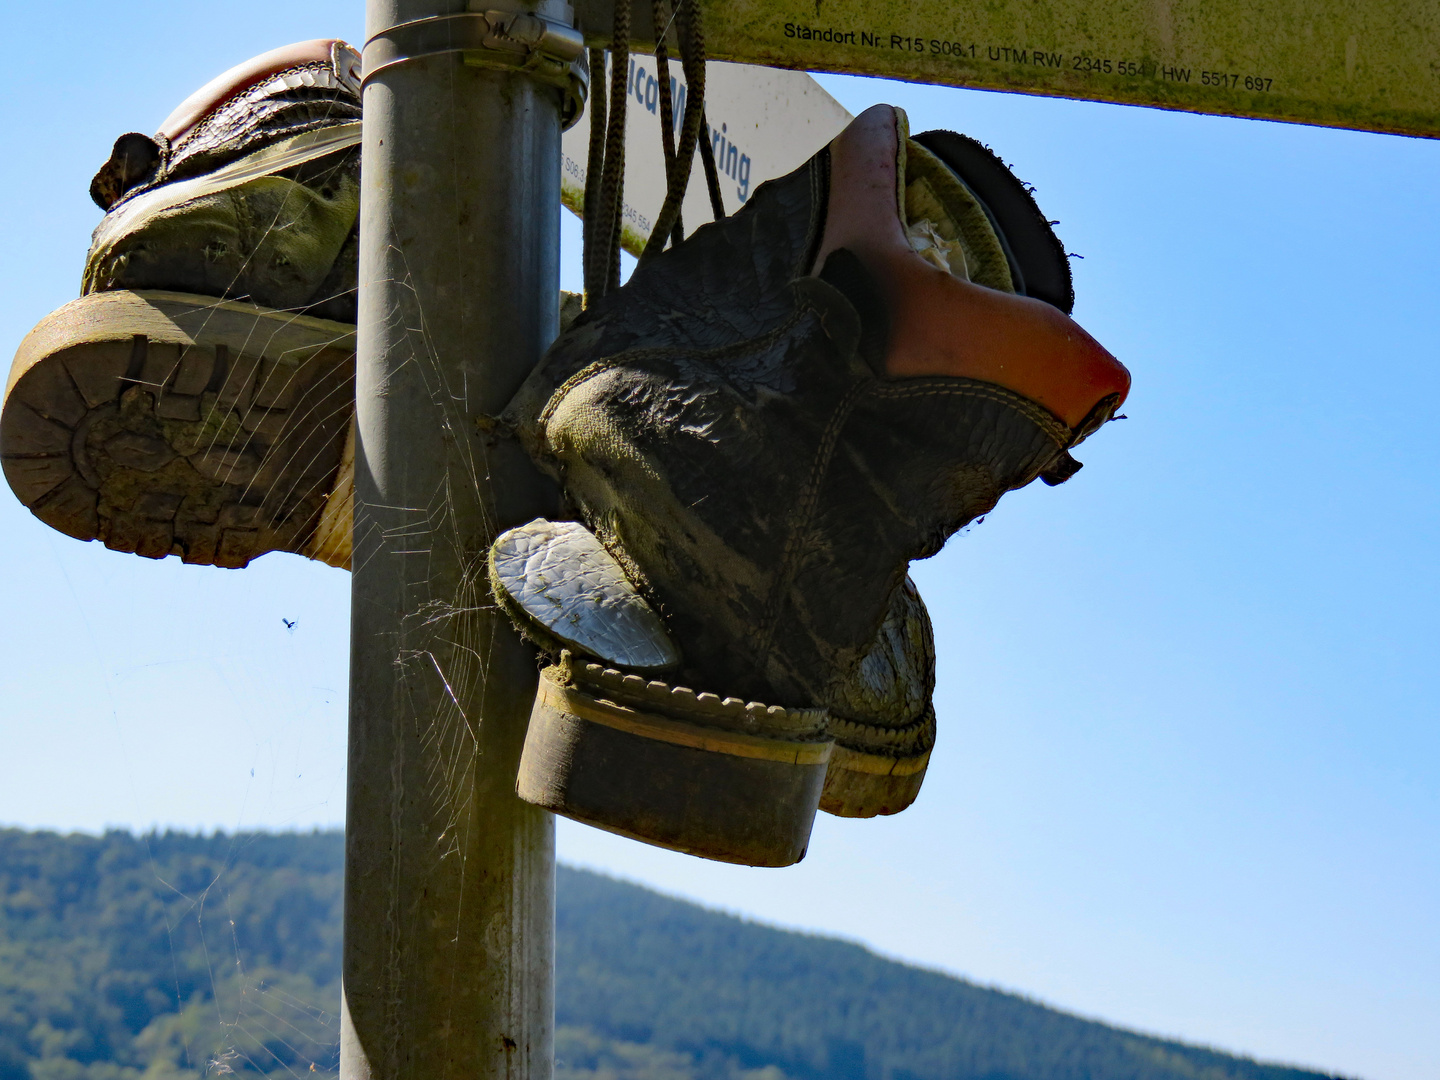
<box><xmin>363</xmin><ymin>8</ymin><xmax>589</xmax><ymax>126</ymax></box>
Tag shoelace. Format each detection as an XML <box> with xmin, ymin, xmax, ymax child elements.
<box><xmin>582</xmin><ymin>0</ymin><xmax>725</xmax><ymax>302</ymax></box>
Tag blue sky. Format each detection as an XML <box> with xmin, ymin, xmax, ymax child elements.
<box><xmin>1</xmin><ymin>4</ymin><xmax>1436</xmax><ymax>1080</ymax></box>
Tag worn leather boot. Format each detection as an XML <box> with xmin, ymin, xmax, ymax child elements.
<box><xmin>2</xmin><ymin>41</ymin><xmax>364</xmax><ymax>567</ymax></box>
<box><xmin>502</xmin><ymin>104</ymin><xmax>1130</xmax><ymax>837</ymax></box>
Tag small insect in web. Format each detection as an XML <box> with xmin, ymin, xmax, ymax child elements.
<box><xmin>282</xmin><ymin>618</ymin><xmax>296</xmax><ymax>633</ymax></box>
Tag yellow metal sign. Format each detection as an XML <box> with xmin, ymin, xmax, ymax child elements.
<box><xmin>574</xmin><ymin>0</ymin><xmax>1440</xmax><ymax>139</ymax></box>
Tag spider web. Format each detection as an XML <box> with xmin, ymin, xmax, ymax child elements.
<box><xmin>79</xmin><ymin>81</ymin><xmax>634</xmax><ymax>1080</ymax></box>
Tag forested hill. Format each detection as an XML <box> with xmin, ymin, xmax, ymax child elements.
<box><xmin>0</xmin><ymin>829</ymin><xmax>1347</xmax><ymax>1080</ymax></box>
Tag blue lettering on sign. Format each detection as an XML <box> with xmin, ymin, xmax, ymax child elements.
<box><xmin>604</xmin><ymin>55</ymin><xmax>757</xmax><ymax>206</ymax></box>
<box><xmin>709</xmin><ymin>123</ymin><xmax>755</xmax><ymax>203</ymax></box>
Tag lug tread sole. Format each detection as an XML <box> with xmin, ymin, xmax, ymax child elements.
<box><xmin>2</xmin><ymin>290</ymin><xmax>355</xmax><ymax>568</ymax></box>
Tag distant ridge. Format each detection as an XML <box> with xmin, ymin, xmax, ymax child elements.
<box><xmin>555</xmin><ymin>866</ymin><xmax>1348</xmax><ymax>1080</ymax></box>
<box><xmin>0</xmin><ymin>829</ymin><xmax>1351</xmax><ymax>1080</ymax></box>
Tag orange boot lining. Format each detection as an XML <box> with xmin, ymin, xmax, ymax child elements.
<box><xmin>813</xmin><ymin>105</ymin><xmax>1130</xmax><ymax>430</ymax></box>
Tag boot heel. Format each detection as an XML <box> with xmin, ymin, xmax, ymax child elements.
<box><xmin>820</xmin><ymin>719</ymin><xmax>933</xmax><ymax>819</ymax></box>
<box><xmin>518</xmin><ymin>660</ymin><xmax>832</xmax><ymax>867</ymax></box>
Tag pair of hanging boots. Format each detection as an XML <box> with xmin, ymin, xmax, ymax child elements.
<box><xmin>1</xmin><ymin>43</ymin><xmax>1130</xmax><ymax>866</ymax></box>
<box><xmin>494</xmin><ymin>105</ymin><xmax>1127</xmax><ymax>863</ymax></box>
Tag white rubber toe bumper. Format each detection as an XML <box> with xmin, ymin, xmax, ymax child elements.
<box><xmin>488</xmin><ymin>517</ymin><xmax>680</xmax><ymax>671</ymax></box>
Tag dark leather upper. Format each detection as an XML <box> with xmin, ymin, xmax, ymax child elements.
<box><xmin>507</xmin><ymin>148</ymin><xmax>1076</xmax><ymax>708</ymax></box>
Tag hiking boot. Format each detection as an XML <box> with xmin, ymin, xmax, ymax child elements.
<box><xmin>3</xmin><ymin>40</ymin><xmax>364</xmax><ymax>567</ymax></box>
<box><xmin>502</xmin><ymin>104</ymin><xmax>1130</xmax><ymax>832</ymax></box>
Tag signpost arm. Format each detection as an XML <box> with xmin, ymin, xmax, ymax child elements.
<box><xmin>571</xmin><ymin>0</ymin><xmax>1440</xmax><ymax>140</ymax></box>
<box><xmin>341</xmin><ymin>0</ymin><xmax>566</xmax><ymax>1076</ymax></box>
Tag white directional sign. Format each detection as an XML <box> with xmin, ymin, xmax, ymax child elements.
<box><xmin>573</xmin><ymin>0</ymin><xmax>1440</xmax><ymax>140</ymax></box>
<box><xmin>560</xmin><ymin>60</ymin><xmax>853</xmax><ymax>255</ymax></box>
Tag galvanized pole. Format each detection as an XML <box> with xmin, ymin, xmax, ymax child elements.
<box><xmin>341</xmin><ymin>0</ymin><xmax>564</xmax><ymax>1076</ymax></box>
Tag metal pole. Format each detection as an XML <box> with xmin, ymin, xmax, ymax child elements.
<box><xmin>341</xmin><ymin>0</ymin><xmax>564</xmax><ymax>1075</ymax></box>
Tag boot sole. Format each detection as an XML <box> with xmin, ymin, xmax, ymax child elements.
<box><xmin>2</xmin><ymin>289</ymin><xmax>354</xmax><ymax>568</ymax></box>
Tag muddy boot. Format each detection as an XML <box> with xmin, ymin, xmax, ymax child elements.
<box><xmin>3</xmin><ymin>40</ymin><xmax>364</xmax><ymax>567</ymax></box>
<box><xmin>498</xmin><ymin>104</ymin><xmax>1130</xmax><ymax>859</ymax></box>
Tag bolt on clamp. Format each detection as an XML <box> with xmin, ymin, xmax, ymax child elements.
<box><xmin>362</xmin><ymin>8</ymin><xmax>589</xmax><ymax>127</ymax></box>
